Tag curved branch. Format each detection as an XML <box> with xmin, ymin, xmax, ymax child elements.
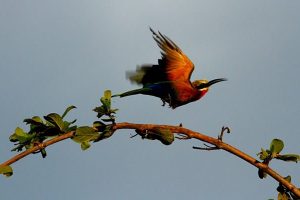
<box><xmin>1</xmin><ymin>123</ymin><xmax>299</xmax><ymax>198</ymax></box>
<box><xmin>113</xmin><ymin>122</ymin><xmax>300</xmax><ymax>198</ymax></box>
<box><xmin>0</xmin><ymin>131</ymin><xmax>75</xmax><ymax>167</ymax></box>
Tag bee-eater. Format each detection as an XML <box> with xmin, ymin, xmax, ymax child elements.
<box><xmin>114</xmin><ymin>28</ymin><xmax>227</xmax><ymax>109</ymax></box>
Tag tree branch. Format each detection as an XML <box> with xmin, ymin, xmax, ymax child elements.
<box><xmin>0</xmin><ymin>131</ymin><xmax>75</xmax><ymax>167</ymax></box>
<box><xmin>1</xmin><ymin>122</ymin><xmax>299</xmax><ymax>198</ymax></box>
<box><xmin>113</xmin><ymin>122</ymin><xmax>300</xmax><ymax>198</ymax></box>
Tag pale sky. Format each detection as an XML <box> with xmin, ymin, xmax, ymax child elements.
<box><xmin>1</xmin><ymin>1</ymin><xmax>300</xmax><ymax>199</ymax></box>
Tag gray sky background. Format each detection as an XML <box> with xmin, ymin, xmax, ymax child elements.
<box><xmin>1</xmin><ymin>1</ymin><xmax>300</xmax><ymax>199</ymax></box>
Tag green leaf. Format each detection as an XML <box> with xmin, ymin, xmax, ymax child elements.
<box><xmin>24</xmin><ymin>117</ymin><xmax>45</xmax><ymax>128</ymax></box>
<box><xmin>24</xmin><ymin>116</ymin><xmax>44</xmax><ymax>127</ymax></box>
<box><xmin>30</xmin><ymin>116</ymin><xmax>44</xmax><ymax>123</ymax></box>
<box><xmin>0</xmin><ymin>165</ymin><xmax>13</xmax><ymax>177</ymax></box>
<box><xmin>72</xmin><ymin>126</ymin><xmax>99</xmax><ymax>144</ymax></box>
<box><xmin>100</xmin><ymin>90</ymin><xmax>112</xmax><ymax>109</ymax></box>
<box><xmin>258</xmin><ymin>148</ymin><xmax>270</xmax><ymax>160</ymax></box>
<box><xmin>276</xmin><ymin>154</ymin><xmax>300</xmax><ymax>162</ymax></box>
<box><xmin>24</xmin><ymin>117</ymin><xmax>48</xmax><ymax>134</ymax></box>
<box><xmin>61</xmin><ymin>105</ymin><xmax>76</xmax><ymax>119</ymax></box>
<box><xmin>94</xmin><ymin>127</ymin><xmax>114</xmax><ymax>142</ymax></box>
<box><xmin>15</xmin><ymin>127</ymin><xmax>30</xmax><ymax>143</ymax></box>
<box><xmin>9</xmin><ymin>127</ymin><xmax>32</xmax><ymax>143</ymax></box>
<box><xmin>44</xmin><ymin>113</ymin><xmax>64</xmax><ymax>131</ymax></box>
<box><xmin>258</xmin><ymin>169</ymin><xmax>267</xmax><ymax>179</ymax></box>
<box><xmin>93</xmin><ymin>121</ymin><xmax>106</xmax><ymax>132</ymax></box>
<box><xmin>93</xmin><ymin>106</ymin><xmax>106</xmax><ymax>118</ymax></box>
<box><xmin>11</xmin><ymin>144</ymin><xmax>24</xmax><ymax>152</ymax></box>
<box><xmin>270</xmin><ymin>139</ymin><xmax>284</xmax><ymax>154</ymax></box>
<box><xmin>41</xmin><ymin>148</ymin><xmax>47</xmax><ymax>158</ymax></box>
<box><xmin>9</xmin><ymin>127</ymin><xmax>23</xmax><ymax>142</ymax></box>
<box><xmin>278</xmin><ymin>192</ymin><xmax>289</xmax><ymax>200</ymax></box>
<box><xmin>60</xmin><ymin>119</ymin><xmax>77</xmax><ymax>132</ymax></box>
<box><xmin>62</xmin><ymin>121</ymin><xmax>72</xmax><ymax>131</ymax></box>
<box><xmin>73</xmin><ymin>126</ymin><xmax>100</xmax><ymax>150</ymax></box>
<box><xmin>284</xmin><ymin>175</ymin><xmax>291</xmax><ymax>183</ymax></box>
<box><xmin>81</xmin><ymin>141</ymin><xmax>91</xmax><ymax>150</ymax></box>
<box><xmin>156</xmin><ymin>128</ymin><xmax>174</xmax><ymax>145</ymax></box>
<box><xmin>93</xmin><ymin>90</ymin><xmax>118</xmax><ymax>120</ymax></box>
<box><xmin>140</xmin><ymin>128</ymin><xmax>174</xmax><ymax>145</ymax></box>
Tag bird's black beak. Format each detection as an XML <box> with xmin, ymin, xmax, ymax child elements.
<box><xmin>196</xmin><ymin>78</ymin><xmax>227</xmax><ymax>89</ymax></box>
<box><xmin>206</xmin><ymin>78</ymin><xmax>227</xmax><ymax>87</ymax></box>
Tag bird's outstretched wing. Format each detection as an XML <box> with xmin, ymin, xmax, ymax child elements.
<box><xmin>127</xmin><ymin>28</ymin><xmax>195</xmax><ymax>86</ymax></box>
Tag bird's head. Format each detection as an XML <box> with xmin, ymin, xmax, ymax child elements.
<box><xmin>192</xmin><ymin>78</ymin><xmax>227</xmax><ymax>97</ymax></box>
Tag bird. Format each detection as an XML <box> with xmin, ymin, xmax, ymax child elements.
<box><xmin>113</xmin><ymin>28</ymin><xmax>227</xmax><ymax>109</ymax></box>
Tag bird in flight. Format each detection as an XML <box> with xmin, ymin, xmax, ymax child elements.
<box><xmin>114</xmin><ymin>28</ymin><xmax>227</xmax><ymax>109</ymax></box>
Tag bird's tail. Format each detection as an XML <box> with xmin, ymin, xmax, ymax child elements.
<box><xmin>112</xmin><ymin>88</ymin><xmax>152</xmax><ymax>98</ymax></box>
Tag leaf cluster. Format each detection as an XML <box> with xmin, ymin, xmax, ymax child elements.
<box><xmin>93</xmin><ymin>90</ymin><xmax>118</xmax><ymax>122</ymax></box>
<box><xmin>9</xmin><ymin>105</ymin><xmax>77</xmax><ymax>157</ymax></box>
<box><xmin>1</xmin><ymin>91</ymin><xmax>119</xmax><ymax>177</ymax></box>
<box><xmin>257</xmin><ymin>139</ymin><xmax>300</xmax><ymax>179</ymax></box>
<box><xmin>257</xmin><ymin>139</ymin><xmax>300</xmax><ymax>199</ymax></box>
<box><xmin>71</xmin><ymin>90</ymin><xmax>118</xmax><ymax>150</ymax></box>
<box><xmin>0</xmin><ymin>106</ymin><xmax>77</xmax><ymax>177</ymax></box>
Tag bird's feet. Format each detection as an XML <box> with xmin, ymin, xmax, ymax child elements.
<box><xmin>160</xmin><ymin>94</ymin><xmax>172</xmax><ymax>107</ymax></box>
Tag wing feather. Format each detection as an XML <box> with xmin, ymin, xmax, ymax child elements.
<box><xmin>128</xmin><ymin>28</ymin><xmax>195</xmax><ymax>86</ymax></box>
<box><xmin>150</xmin><ymin>28</ymin><xmax>195</xmax><ymax>83</ymax></box>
